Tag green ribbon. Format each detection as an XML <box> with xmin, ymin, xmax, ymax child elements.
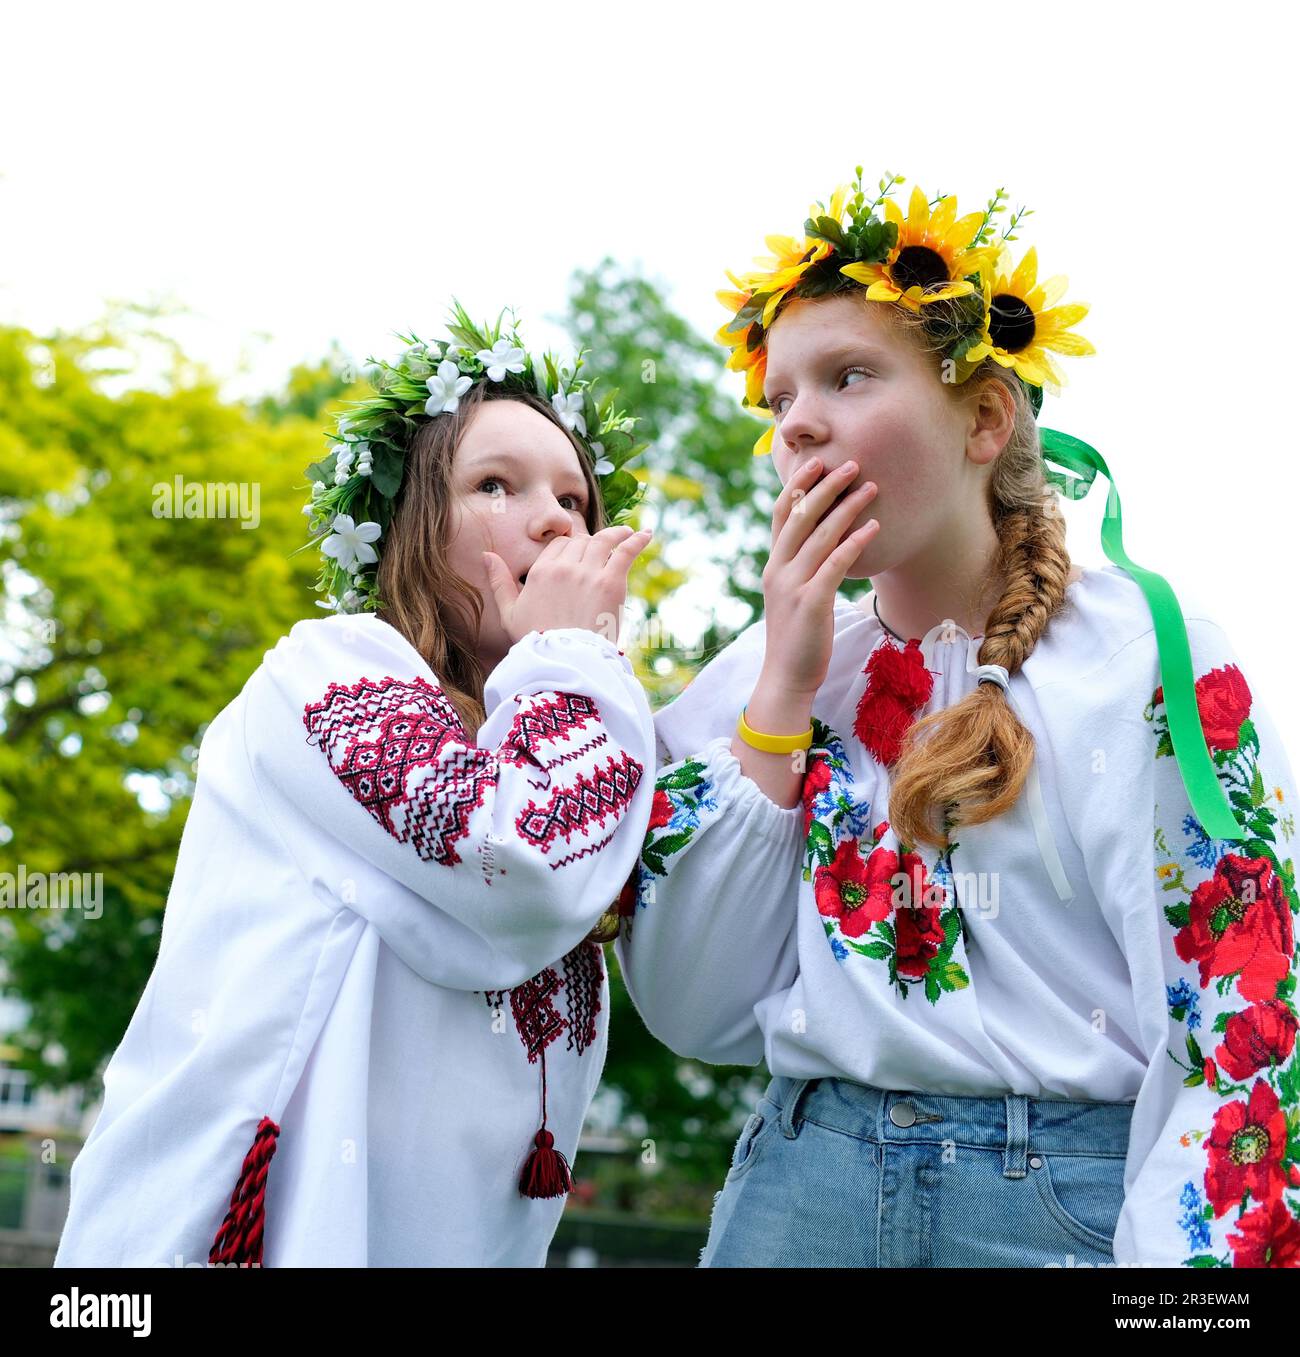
<box><xmin>1040</xmin><ymin>427</ymin><xmax>1246</xmax><ymax>842</ymax></box>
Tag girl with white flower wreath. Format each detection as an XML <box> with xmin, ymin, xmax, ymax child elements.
<box><xmin>54</xmin><ymin>304</ymin><xmax>659</xmax><ymax>1267</ymax></box>
<box><xmin>615</xmin><ymin>169</ymin><xmax>1300</xmax><ymax>1269</ymax></box>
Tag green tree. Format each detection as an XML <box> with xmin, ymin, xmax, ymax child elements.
<box><xmin>0</xmin><ymin>307</ymin><xmax>354</xmax><ymax>1085</ymax></box>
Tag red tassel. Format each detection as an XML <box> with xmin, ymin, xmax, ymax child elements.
<box><xmin>519</xmin><ymin>1046</ymin><xmax>573</xmax><ymax>1199</ymax></box>
<box><xmin>854</xmin><ymin>636</ymin><xmax>935</xmax><ymax>766</ymax></box>
<box><xmin>519</xmin><ymin>1127</ymin><xmax>574</xmax><ymax>1199</ymax></box>
<box><xmin>209</xmin><ymin>1115</ymin><xmax>280</xmax><ymax>1265</ymax></box>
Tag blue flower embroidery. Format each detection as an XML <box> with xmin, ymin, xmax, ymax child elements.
<box><xmin>1181</xmin><ymin>813</ymin><xmax>1230</xmax><ymax>872</ymax></box>
<box><xmin>1166</xmin><ymin>978</ymin><xmax>1202</xmax><ymax>1030</ymax></box>
<box><xmin>1177</xmin><ymin>1180</ymin><xmax>1212</xmax><ymax>1253</ymax></box>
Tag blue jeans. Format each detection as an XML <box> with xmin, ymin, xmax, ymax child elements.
<box><xmin>700</xmin><ymin>1074</ymin><xmax>1134</xmax><ymax>1267</ymax></box>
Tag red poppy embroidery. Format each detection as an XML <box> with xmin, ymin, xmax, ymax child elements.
<box><xmin>1227</xmin><ymin>1198</ymin><xmax>1300</xmax><ymax>1267</ymax></box>
<box><xmin>854</xmin><ymin>635</ymin><xmax>934</xmax><ymax>766</ymax></box>
<box><xmin>1205</xmin><ymin>1080</ymin><xmax>1290</xmax><ymax>1217</ymax></box>
<box><xmin>1215</xmin><ymin>1001</ymin><xmax>1298</xmax><ymax>1082</ymax></box>
<box><xmin>801</xmin><ymin>755</ymin><xmax>833</xmax><ymax>839</ymax></box>
<box><xmin>1154</xmin><ymin>663</ymin><xmax>1252</xmax><ymax>753</ymax></box>
<box><xmin>894</xmin><ymin>896</ymin><xmax>949</xmax><ymax>980</ymax></box>
<box><xmin>648</xmin><ymin>789</ymin><xmax>674</xmax><ymax>831</ymax></box>
<box><xmin>813</xmin><ymin>840</ymin><xmax>893</xmax><ymax>938</ymax></box>
<box><xmin>1149</xmin><ymin>654</ymin><xmax>1300</xmax><ymax>1264</ymax></box>
<box><xmin>1173</xmin><ymin>853</ymin><xmax>1293</xmax><ymax>1002</ymax></box>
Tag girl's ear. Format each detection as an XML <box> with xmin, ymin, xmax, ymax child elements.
<box><xmin>966</xmin><ymin>378</ymin><xmax>1016</xmax><ymax>467</ymax></box>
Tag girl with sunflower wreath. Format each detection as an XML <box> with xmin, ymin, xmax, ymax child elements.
<box><xmin>615</xmin><ymin>171</ymin><xmax>1300</xmax><ymax>1268</ymax></box>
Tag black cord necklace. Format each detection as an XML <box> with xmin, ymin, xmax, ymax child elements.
<box><xmin>871</xmin><ymin>591</ymin><xmax>906</xmax><ymax>643</ymax></box>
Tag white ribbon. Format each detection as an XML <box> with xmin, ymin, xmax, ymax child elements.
<box><xmin>975</xmin><ymin>661</ymin><xmax>1074</xmax><ymax>903</ymax></box>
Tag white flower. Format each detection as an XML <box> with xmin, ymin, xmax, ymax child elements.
<box><xmin>618</xmin><ymin>417</ymin><xmax>635</xmax><ymax>433</ymax></box>
<box><xmin>320</xmin><ymin>514</ymin><xmax>382</xmax><ymax>573</ymax></box>
<box><xmin>445</xmin><ymin>344</ymin><xmax>462</xmax><ymax>358</ymax></box>
<box><xmin>337</xmin><ymin>418</ymin><xmax>352</xmax><ymax>438</ymax></box>
<box><xmin>552</xmin><ymin>389</ymin><xmax>587</xmax><ymax>437</ymax></box>
<box><xmin>475</xmin><ymin>338</ymin><xmax>526</xmax><ymax>382</ymax></box>
<box><xmin>341</xmin><ymin>589</ymin><xmax>363</xmax><ymax>611</ymax></box>
<box><xmin>425</xmin><ymin>359</ymin><xmax>473</xmax><ymax>415</ymax></box>
<box><xmin>354</xmin><ymin>442</ymin><xmax>373</xmax><ymax>477</ymax></box>
<box><xmin>311</xmin><ymin>480</ymin><xmax>328</xmax><ymax>499</ymax></box>
<box><xmin>590</xmin><ymin>442</ymin><xmax>615</xmax><ymax>476</ymax></box>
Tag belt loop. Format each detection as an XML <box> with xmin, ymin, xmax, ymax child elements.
<box><xmin>1003</xmin><ymin>1093</ymin><xmax>1029</xmax><ymax>1178</ymax></box>
<box><xmin>780</xmin><ymin>1078</ymin><xmax>816</xmax><ymax>1138</ymax></box>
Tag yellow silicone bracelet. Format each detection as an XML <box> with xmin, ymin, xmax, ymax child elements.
<box><xmin>736</xmin><ymin>706</ymin><xmax>813</xmax><ymax>753</ymax></box>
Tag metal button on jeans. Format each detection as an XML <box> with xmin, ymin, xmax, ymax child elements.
<box><xmin>1029</xmin><ymin>1155</ymin><xmax>1043</xmax><ymax>1169</ymax></box>
<box><xmin>889</xmin><ymin>1101</ymin><xmax>917</xmax><ymax>1128</ymax></box>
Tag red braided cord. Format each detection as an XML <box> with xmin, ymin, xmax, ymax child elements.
<box><xmin>209</xmin><ymin>1115</ymin><xmax>281</xmax><ymax>1265</ymax></box>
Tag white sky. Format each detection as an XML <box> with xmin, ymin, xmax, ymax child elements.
<box><xmin>3</xmin><ymin>0</ymin><xmax>1299</xmax><ymax>762</ymax></box>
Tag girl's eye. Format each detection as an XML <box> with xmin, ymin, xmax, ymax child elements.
<box><xmin>770</xmin><ymin>366</ymin><xmax>871</xmax><ymax>417</ymax></box>
<box><xmin>477</xmin><ymin>478</ymin><xmax>584</xmax><ymax>512</ymax></box>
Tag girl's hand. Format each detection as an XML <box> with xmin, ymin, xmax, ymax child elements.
<box><xmin>761</xmin><ymin>457</ymin><xmax>879</xmax><ymax>698</ymax></box>
<box><xmin>483</xmin><ymin>526</ymin><xmax>653</xmax><ymax>646</ymax></box>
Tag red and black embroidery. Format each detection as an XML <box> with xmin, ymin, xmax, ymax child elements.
<box><xmin>516</xmin><ymin>751</ymin><xmax>644</xmax><ymax>859</ymax></box>
<box><xmin>561</xmin><ymin>941</ymin><xmax>603</xmax><ymax>1056</ymax></box>
<box><xmin>481</xmin><ymin>941</ymin><xmax>607</xmax><ymax>1199</ymax></box>
<box><xmin>302</xmin><ymin>675</ymin><xmax>495</xmax><ymax>866</ymax></box>
<box><xmin>501</xmin><ymin>692</ymin><xmax>601</xmax><ymax>767</ymax></box>
<box><xmin>496</xmin><ymin>967</ymin><xmax>567</xmax><ymax>1062</ymax></box>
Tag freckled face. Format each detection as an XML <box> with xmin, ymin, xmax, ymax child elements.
<box><xmin>763</xmin><ymin>294</ymin><xmax>973</xmax><ymax>578</ymax></box>
<box><xmin>444</xmin><ymin>399</ymin><xmax>592</xmax><ymax>658</ymax></box>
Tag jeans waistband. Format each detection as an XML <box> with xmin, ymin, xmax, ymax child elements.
<box><xmin>765</xmin><ymin>1075</ymin><xmax>1134</xmax><ymax>1176</ymax></box>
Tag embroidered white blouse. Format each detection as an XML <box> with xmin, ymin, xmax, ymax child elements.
<box><xmin>615</xmin><ymin>564</ymin><xmax>1300</xmax><ymax>1268</ymax></box>
<box><xmin>53</xmin><ymin>615</ymin><xmax>656</xmax><ymax>1268</ymax></box>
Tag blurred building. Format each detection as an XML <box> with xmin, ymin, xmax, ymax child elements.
<box><xmin>0</xmin><ymin>989</ymin><xmax>93</xmax><ymax>1267</ymax></box>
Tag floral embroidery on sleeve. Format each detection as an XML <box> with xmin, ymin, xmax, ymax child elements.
<box><xmin>804</xmin><ymin>718</ymin><xmax>970</xmax><ymax>1004</ymax></box>
<box><xmin>621</xmin><ymin>758</ymin><xmax>719</xmax><ymax>935</ymax></box>
<box><xmin>1147</xmin><ymin>660</ymin><xmax>1300</xmax><ymax>1267</ymax></box>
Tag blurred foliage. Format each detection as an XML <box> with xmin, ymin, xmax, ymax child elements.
<box><xmin>0</xmin><ymin>270</ymin><xmax>817</xmax><ymax>1203</ymax></box>
<box><xmin>0</xmin><ymin>304</ymin><xmax>352</xmax><ymax>1085</ymax></box>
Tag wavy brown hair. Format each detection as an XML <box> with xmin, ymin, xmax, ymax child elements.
<box><xmin>772</xmin><ymin>279</ymin><xmax>1075</xmax><ymax>851</ymax></box>
<box><xmin>375</xmin><ymin>380</ymin><xmax>608</xmax><ymax>740</ymax></box>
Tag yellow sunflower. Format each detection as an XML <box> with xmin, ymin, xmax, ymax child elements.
<box><xmin>962</xmin><ymin>245</ymin><xmax>1094</xmax><ymax>392</ymax></box>
<box><xmin>715</xmin><ymin>270</ymin><xmax>762</xmax><ymax>373</ymax></box>
<box><xmin>716</xmin><ymin>182</ymin><xmax>854</xmax><ymax>359</ymax></box>
<box><xmin>840</xmin><ymin>184</ymin><xmax>1000</xmax><ymax>312</ymax></box>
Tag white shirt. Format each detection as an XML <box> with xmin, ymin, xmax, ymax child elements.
<box><xmin>53</xmin><ymin>615</ymin><xmax>656</xmax><ymax>1267</ymax></box>
<box><xmin>615</xmin><ymin>564</ymin><xmax>1300</xmax><ymax>1268</ymax></box>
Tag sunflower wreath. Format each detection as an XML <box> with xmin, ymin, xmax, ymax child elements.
<box><xmin>716</xmin><ymin>167</ymin><xmax>1093</xmax><ymax>458</ymax></box>
<box><xmin>298</xmin><ymin>300</ymin><xmax>648</xmax><ymax>614</ymax></box>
